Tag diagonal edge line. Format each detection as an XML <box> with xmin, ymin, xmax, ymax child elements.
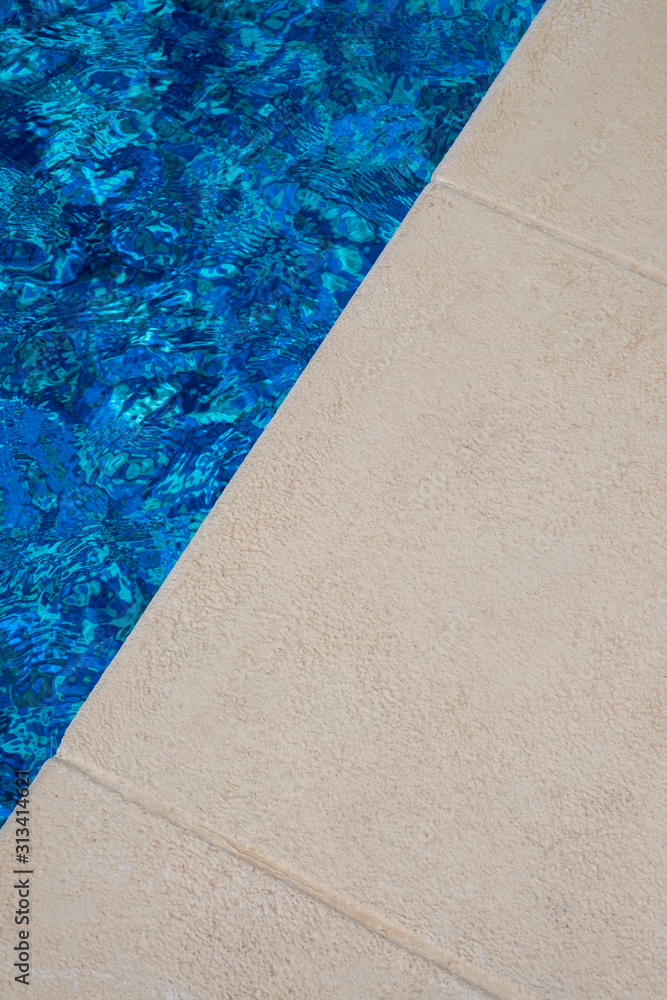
<box><xmin>55</xmin><ymin>752</ymin><xmax>542</xmax><ymax>1000</ymax></box>
<box><xmin>431</xmin><ymin>176</ymin><xmax>667</xmax><ymax>289</ymax></box>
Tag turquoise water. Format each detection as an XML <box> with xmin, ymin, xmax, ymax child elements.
<box><xmin>0</xmin><ymin>0</ymin><xmax>543</xmax><ymax>822</ymax></box>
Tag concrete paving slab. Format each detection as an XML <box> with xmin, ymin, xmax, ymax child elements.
<box><xmin>56</xmin><ymin>184</ymin><xmax>667</xmax><ymax>1000</ymax></box>
<box><xmin>0</xmin><ymin>759</ymin><xmax>487</xmax><ymax>999</ymax></box>
<box><xmin>4</xmin><ymin>1</ymin><xmax>666</xmax><ymax>996</ymax></box>
<box><xmin>434</xmin><ymin>0</ymin><xmax>667</xmax><ymax>281</ymax></box>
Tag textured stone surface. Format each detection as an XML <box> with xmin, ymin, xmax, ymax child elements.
<box><xmin>0</xmin><ymin>760</ymin><xmax>486</xmax><ymax>1000</ymax></box>
<box><xmin>58</xmin><ymin>184</ymin><xmax>667</xmax><ymax>1000</ymax></box>
<box><xmin>434</xmin><ymin>0</ymin><xmax>667</xmax><ymax>279</ymax></box>
<box><xmin>7</xmin><ymin>1</ymin><xmax>667</xmax><ymax>996</ymax></box>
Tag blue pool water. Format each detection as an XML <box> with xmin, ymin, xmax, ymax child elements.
<box><xmin>0</xmin><ymin>0</ymin><xmax>543</xmax><ymax>822</ymax></box>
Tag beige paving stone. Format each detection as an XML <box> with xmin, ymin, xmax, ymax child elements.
<box><xmin>57</xmin><ymin>185</ymin><xmax>667</xmax><ymax>1000</ymax></box>
<box><xmin>0</xmin><ymin>759</ymin><xmax>487</xmax><ymax>1000</ymax></box>
<box><xmin>433</xmin><ymin>0</ymin><xmax>667</xmax><ymax>279</ymax></box>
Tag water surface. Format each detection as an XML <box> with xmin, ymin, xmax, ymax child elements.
<box><xmin>0</xmin><ymin>0</ymin><xmax>543</xmax><ymax>822</ymax></box>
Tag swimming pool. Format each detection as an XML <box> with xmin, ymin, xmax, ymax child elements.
<box><xmin>0</xmin><ymin>0</ymin><xmax>543</xmax><ymax>823</ymax></box>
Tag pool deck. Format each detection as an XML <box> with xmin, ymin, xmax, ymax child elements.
<box><xmin>2</xmin><ymin>0</ymin><xmax>666</xmax><ymax>996</ymax></box>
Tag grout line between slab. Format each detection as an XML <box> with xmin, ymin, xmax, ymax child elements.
<box><xmin>54</xmin><ymin>752</ymin><xmax>542</xmax><ymax>1000</ymax></box>
<box><xmin>432</xmin><ymin>176</ymin><xmax>667</xmax><ymax>288</ymax></box>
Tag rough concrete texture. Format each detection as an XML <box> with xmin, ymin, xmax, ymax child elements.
<box><xmin>2</xmin><ymin>1</ymin><xmax>667</xmax><ymax>998</ymax></box>
<box><xmin>0</xmin><ymin>760</ymin><xmax>486</xmax><ymax>1000</ymax></box>
<box><xmin>434</xmin><ymin>0</ymin><xmax>667</xmax><ymax>280</ymax></box>
<box><xmin>52</xmin><ymin>184</ymin><xmax>667</xmax><ymax>1000</ymax></box>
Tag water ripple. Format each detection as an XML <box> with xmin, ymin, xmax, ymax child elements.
<box><xmin>0</xmin><ymin>0</ymin><xmax>543</xmax><ymax>821</ymax></box>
